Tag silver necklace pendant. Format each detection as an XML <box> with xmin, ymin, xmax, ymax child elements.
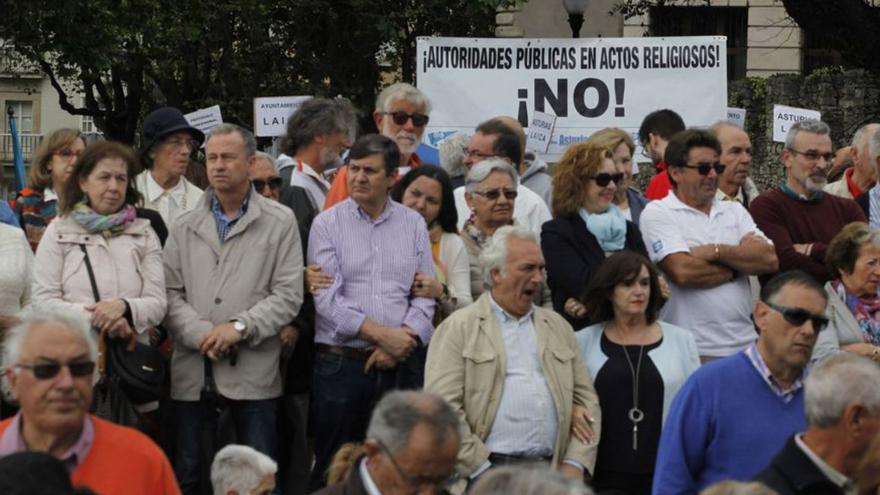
<box><xmin>629</xmin><ymin>407</ymin><xmax>644</xmax><ymax>451</ymax></box>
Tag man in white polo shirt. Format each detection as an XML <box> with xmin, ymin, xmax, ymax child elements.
<box><xmin>640</xmin><ymin>129</ymin><xmax>778</xmax><ymax>361</ymax></box>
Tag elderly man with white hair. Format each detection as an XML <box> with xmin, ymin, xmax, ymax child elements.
<box><xmin>826</xmin><ymin>123</ymin><xmax>880</xmax><ymax>200</ymax></box>
<box><xmin>755</xmin><ymin>352</ymin><xmax>880</xmax><ymax>494</ymax></box>
<box><xmin>0</xmin><ymin>307</ymin><xmax>179</xmax><ymax>494</ymax></box>
<box><xmin>854</xmin><ymin>127</ymin><xmax>880</xmax><ymax>226</ymax></box>
<box><xmin>426</xmin><ymin>225</ymin><xmax>600</xmax><ymax>494</ymax></box>
<box><xmin>211</xmin><ymin>444</ymin><xmax>278</xmax><ymax>495</ymax></box>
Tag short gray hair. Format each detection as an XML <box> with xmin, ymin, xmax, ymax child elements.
<box><xmin>805</xmin><ymin>353</ymin><xmax>880</xmax><ymax>428</ymax></box>
<box><xmin>210</xmin><ymin>444</ymin><xmax>277</xmax><ymax>495</ymax></box>
<box><xmin>465</xmin><ymin>158</ymin><xmax>519</xmax><ymax>193</ymax></box>
<box><xmin>784</xmin><ymin>120</ymin><xmax>831</xmax><ymax>151</ymax></box>
<box><xmin>469</xmin><ymin>466</ymin><xmax>593</xmax><ymax>495</ymax></box>
<box><xmin>281</xmin><ymin>97</ymin><xmax>357</xmax><ymax>156</ymax></box>
<box><xmin>867</xmin><ymin>125</ymin><xmax>880</xmax><ymax>164</ymax></box>
<box><xmin>479</xmin><ymin>225</ymin><xmax>538</xmax><ymax>287</ymax></box>
<box><xmin>4</xmin><ymin>306</ymin><xmax>98</xmax><ymax>368</ymax></box>
<box><xmin>206</xmin><ymin>123</ymin><xmax>257</xmax><ymax>158</ymax></box>
<box><xmin>252</xmin><ymin>151</ymin><xmax>277</xmax><ymax>171</ymax></box>
<box><xmin>375</xmin><ymin>82</ymin><xmax>431</xmax><ymax>115</ymax></box>
<box><xmin>439</xmin><ymin>134</ymin><xmax>468</xmax><ymax>179</ymax></box>
<box><xmin>366</xmin><ymin>391</ymin><xmax>460</xmax><ymax>454</ymax></box>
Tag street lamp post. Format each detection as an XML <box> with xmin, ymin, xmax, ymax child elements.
<box><xmin>563</xmin><ymin>0</ymin><xmax>590</xmax><ymax>38</ymax></box>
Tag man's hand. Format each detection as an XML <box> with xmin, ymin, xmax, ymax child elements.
<box><xmin>105</xmin><ymin>318</ymin><xmax>134</xmax><ymax>340</ymax></box>
<box><xmin>374</xmin><ymin>326</ymin><xmax>419</xmax><ymax>361</ymax></box>
<box><xmin>305</xmin><ymin>264</ymin><xmax>333</xmax><ymax>295</ymax></box>
<box><xmin>689</xmin><ymin>244</ymin><xmax>717</xmax><ymax>262</ymax></box>
<box><xmin>564</xmin><ymin>298</ymin><xmax>587</xmax><ymax>319</ymax></box>
<box><xmin>571</xmin><ymin>404</ymin><xmax>596</xmax><ymax>445</ymax></box>
<box><xmin>279</xmin><ymin>325</ymin><xmax>301</xmax><ymax>357</ymax></box>
<box><xmin>199</xmin><ymin>322</ymin><xmax>243</xmax><ymax>358</ymax></box>
<box><xmin>411</xmin><ymin>273</ymin><xmax>444</xmax><ymax>299</ymax></box>
<box><xmin>558</xmin><ymin>463</ymin><xmax>584</xmax><ymax>481</ymax></box>
<box><xmin>364</xmin><ymin>348</ymin><xmax>397</xmax><ymax>373</ymax></box>
<box><xmin>86</xmin><ymin>299</ymin><xmax>127</xmax><ymax>333</ymax></box>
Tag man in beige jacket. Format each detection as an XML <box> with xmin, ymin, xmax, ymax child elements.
<box><xmin>425</xmin><ymin>225</ymin><xmax>600</xmax><ymax>494</ymax></box>
<box><xmin>163</xmin><ymin>124</ymin><xmax>303</xmax><ymax>494</ymax></box>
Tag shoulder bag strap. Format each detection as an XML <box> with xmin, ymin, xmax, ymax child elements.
<box><xmin>79</xmin><ymin>244</ymin><xmax>107</xmax><ymax>374</ymax></box>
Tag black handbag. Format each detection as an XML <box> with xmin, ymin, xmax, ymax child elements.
<box><xmin>79</xmin><ymin>244</ymin><xmax>167</xmax><ymax>404</ymax></box>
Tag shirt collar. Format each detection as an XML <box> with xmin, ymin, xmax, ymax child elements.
<box><xmin>780</xmin><ymin>182</ymin><xmax>823</xmax><ymax>202</ymax></box>
<box><xmin>844</xmin><ymin>168</ymin><xmax>864</xmax><ymax>198</ymax></box>
<box><xmin>43</xmin><ymin>187</ymin><xmax>58</xmax><ymax>202</ymax></box>
<box><xmin>794</xmin><ymin>434</ymin><xmax>854</xmax><ymax>493</ymax></box>
<box><xmin>488</xmin><ymin>292</ymin><xmax>534</xmax><ymax>325</ymax></box>
<box><xmin>715</xmin><ymin>185</ymin><xmax>744</xmax><ymax>204</ymax></box>
<box><xmin>210</xmin><ymin>190</ymin><xmax>251</xmax><ymax>220</ymax></box>
<box><xmin>346</xmin><ymin>197</ymin><xmax>394</xmax><ymax>224</ymax></box>
<box><xmin>744</xmin><ymin>342</ymin><xmax>807</xmax><ymax>402</ymax></box>
<box><xmin>143</xmin><ymin>170</ymin><xmax>187</xmax><ymax>203</ymax></box>
<box><xmin>359</xmin><ymin>458</ymin><xmax>383</xmax><ymax>495</ymax></box>
<box><xmin>0</xmin><ymin>413</ymin><xmax>94</xmax><ymax>472</ymax></box>
<box><xmin>296</xmin><ymin>160</ymin><xmax>331</xmax><ymax>187</ymax></box>
<box><xmin>667</xmin><ymin>190</ymin><xmax>720</xmax><ymax>217</ymax></box>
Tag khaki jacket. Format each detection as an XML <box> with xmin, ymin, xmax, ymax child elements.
<box><xmin>163</xmin><ymin>189</ymin><xmax>303</xmax><ymax>401</ymax></box>
<box><xmin>425</xmin><ymin>294</ymin><xmax>600</xmax><ymax>493</ymax></box>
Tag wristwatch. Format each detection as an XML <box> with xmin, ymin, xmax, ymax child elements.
<box><xmin>231</xmin><ymin>319</ymin><xmax>247</xmax><ymax>337</ymax></box>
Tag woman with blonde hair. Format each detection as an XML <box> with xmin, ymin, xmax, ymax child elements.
<box><xmin>14</xmin><ymin>128</ymin><xmax>86</xmax><ymax>250</ymax></box>
<box><xmin>541</xmin><ymin>141</ymin><xmax>647</xmax><ymax>329</ymax></box>
<box><xmin>588</xmin><ymin>127</ymin><xmax>648</xmax><ymax>225</ymax></box>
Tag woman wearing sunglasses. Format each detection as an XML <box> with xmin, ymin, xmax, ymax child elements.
<box><xmin>574</xmin><ymin>251</ymin><xmax>699</xmax><ymax>495</ymax></box>
<box><xmin>13</xmin><ymin>128</ymin><xmax>87</xmax><ymax>251</ymax></box>
<box><xmin>814</xmin><ymin>222</ymin><xmax>880</xmax><ymax>363</ymax></box>
<box><xmin>588</xmin><ymin>127</ymin><xmax>649</xmax><ymax>226</ymax></box>
<box><xmin>391</xmin><ymin>167</ymin><xmax>472</xmax><ymax>322</ymax></box>
<box><xmin>541</xmin><ymin>141</ymin><xmax>647</xmax><ymax>329</ymax></box>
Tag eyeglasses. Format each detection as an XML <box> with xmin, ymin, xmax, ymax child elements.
<box><xmin>15</xmin><ymin>360</ymin><xmax>96</xmax><ymax>380</ymax></box>
<box><xmin>763</xmin><ymin>301</ymin><xmax>829</xmax><ymax>332</ymax></box>
<box><xmin>591</xmin><ymin>172</ymin><xmax>624</xmax><ymax>187</ymax></box>
<box><xmin>376</xmin><ymin>440</ymin><xmax>455</xmax><ymax>488</ymax></box>
<box><xmin>52</xmin><ymin>149</ymin><xmax>81</xmax><ymax>159</ymax></box>
<box><xmin>787</xmin><ymin>149</ymin><xmax>834</xmax><ymax>163</ymax></box>
<box><xmin>472</xmin><ymin>188</ymin><xmax>517</xmax><ymax>201</ymax></box>
<box><xmin>383</xmin><ymin>111</ymin><xmax>430</xmax><ymax>127</ymax></box>
<box><xmin>682</xmin><ymin>162</ymin><xmax>726</xmax><ymax>176</ymax></box>
<box><xmin>252</xmin><ymin>177</ymin><xmax>283</xmax><ymax>191</ymax></box>
<box><xmin>164</xmin><ymin>137</ymin><xmax>200</xmax><ymax>151</ymax></box>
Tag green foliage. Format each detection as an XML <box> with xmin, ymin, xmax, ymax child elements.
<box><xmin>0</xmin><ymin>0</ymin><xmax>517</xmax><ymax>143</ymax></box>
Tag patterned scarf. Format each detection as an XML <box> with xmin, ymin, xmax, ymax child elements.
<box><xmin>70</xmin><ymin>201</ymin><xmax>136</xmax><ymax>237</ymax></box>
<box><xmin>832</xmin><ymin>279</ymin><xmax>880</xmax><ymax>344</ymax></box>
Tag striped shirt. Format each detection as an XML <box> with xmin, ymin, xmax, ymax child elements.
<box><xmin>309</xmin><ymin>198</ymin><xmax>435</xmax><ymax>348</ymax></box>
<box><xmin>744</xmin><ymin>341</ymin><xmax>806</xmax><ymax>403</ymax></box>
<box><xmin>210</xmin><ymin>193</ymin><xmax>250</xmax><ymax>243</ymax></box>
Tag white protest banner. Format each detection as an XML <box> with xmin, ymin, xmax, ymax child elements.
<box><xmin>185</xmin><ymin>105</ymin><xmax>223</xmax><ymax>134</ymax></box>
<box><xmin>417</xmin><ymin>36</ymin><xmax>727</xmax><ymax>162</ymax></box>
<box><xmin>772</xmin><ymin>104</ymin><xmax>821</xmax><ymax>143</ymax></box>
<box><xmin>254</xmin><ymin>96</ymin><xmax>312</xmax><ymax>137</ymax></box>
<box><xmin>727</xmin><ymin>107</ymin><xmax>746</xmax><ymax>129</ymax></box>
<box><xmin>525</xmin><ymin>111</ymin><xmax>556</xmax><ymax>153</ymax></box>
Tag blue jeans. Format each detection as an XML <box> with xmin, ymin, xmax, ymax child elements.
<box><xmin>308</xmin><ymin>348</ymin><xmax>425</xmax><ymax>491</ymax></box>
<box><xmin>174</xmin><ymin>398</ymin><xmax>278</xmax><ymax>495</ymax></box>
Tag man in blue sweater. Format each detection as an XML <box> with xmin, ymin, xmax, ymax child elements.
<box><xmin>652</xmin><ymin>270</ymin><xmax>828</xmax><ymax>495</ymax></box>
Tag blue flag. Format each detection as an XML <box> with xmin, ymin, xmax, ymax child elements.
<box><xmin>9</xmin><ymin>113</ymin><xmax>26</xmax><ymax>192</ymax></box>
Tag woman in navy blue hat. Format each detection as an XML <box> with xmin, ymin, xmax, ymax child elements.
<box><xmin>133</xmin><ymin>107</ymin><xmax>205</xmax><ymax>228</ymax></box>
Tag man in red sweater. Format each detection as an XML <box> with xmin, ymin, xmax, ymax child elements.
<box><xmin>639</xmin><ymin>109</ymin><xmax>686</xmax><ymax>200</ymax></box>
<box><xmin>751</xmin><ymin>120</ymin><xmax>866</xmax><ymax>284</ymax></box>
<box><xmin>0</xmin><ymin>308</ymin><xmax>179</xmax><ymax>495</ymax></box>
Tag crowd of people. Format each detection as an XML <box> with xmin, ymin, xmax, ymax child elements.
<box><xmin>1</xmin><ymin>81</ymin><xmax>880</xmax><ymax>495</ymax></box>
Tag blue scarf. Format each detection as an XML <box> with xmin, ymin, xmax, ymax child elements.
<box><xmin>578</xmin><ymin>204</ymin><xmax>627</xmax><ymax>252</ymax></box>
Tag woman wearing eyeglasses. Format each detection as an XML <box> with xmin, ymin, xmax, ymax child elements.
<box><xmin>133</xmin><ymin>107</ymin><xmax>205</xmax><ymax>229</ymax></box>
<box><xmin>541</xmin><ymin>141</ymin><xmax>647</xmax><ymax>330</ymax></box>
<box><xmin>13</xmin><ymin>128</ymin><xmax>87</xmax><ymax>251</ymax></box>
<box><xmin>588</xmin><ymin>128</ymin><xmax>649</xmax><ymax>226</ymax></box>
<box><xmin>814</xmin><ymin>222</ymin><xmax>880</xmax><ymax>364</ymax></box>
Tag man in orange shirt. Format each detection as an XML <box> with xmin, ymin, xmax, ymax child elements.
<box><xmin>0</xmin><ymin>307</ymin><xmax>179</xmax><ymax>495</ymax></box>
<box><xmin>323</xmin><ymin>82</ymin><xmax>430</xmax><ymax>209</ymax></box>
<box><xmin>639</xmin><ymin>109</ymin><xmax>686</xmax><ymax>200</ymax></box>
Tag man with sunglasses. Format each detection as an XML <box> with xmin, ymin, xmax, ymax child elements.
<box><xmin>324</xmin><ymin>83</ymin><xmax>431</xmax><ymax>209</ymax></box>
<box><xmin>312</xmin><ymin>391</ymin><xmax>460</xmax><ymax>495</ymax></box>
<box><xmin>751</xmin><ymin>120</ymin><xmax>866</xmax><ymax>284</ymax></box>
<box><xmin>641</xmin><ymin>129</ymin><xmax>778</xmax><ymax>362</ymax></box>
<box><xmin>653</xmin><ymin>270</ymin><xmax>827</xmax><ymax>494</ymax></box>
<box><xmin>0</xmin><ymin>307</ymin><xmax>179</xmax><ymax>494</ymax></box>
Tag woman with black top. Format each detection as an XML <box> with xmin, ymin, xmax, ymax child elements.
<box><xmin>574</xmin><ymin>251</ymin><xmax>699</xmax><ymax>494</ymax></box>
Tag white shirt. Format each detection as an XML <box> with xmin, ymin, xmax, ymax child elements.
<box><xmin>453</xmin><ymin>185</ymin><xmax>551</xmax><ymax>236</ymax></box>
<box><xmin>483</xmin><ymin>295</ymin><xmax>558</xmax><ymax>457</ymax></box>
<box><xmin>134</xmin><ymin>170</ymin><xmax>203</xmax><ymax>227</ymax></box>
<box><xmin>640</xmin><ymin>192</ymin><xmax>770</xmax><ymax>357</ymax></box>
<box><xmin>287</xmin><ymin>157</ymin><xmax>331</xmax><ymax>210</ymax></box>
<box><xmin>359</xmin><ymin>458</ymin><xmax>383</xmax><ymax>495</ymax></box>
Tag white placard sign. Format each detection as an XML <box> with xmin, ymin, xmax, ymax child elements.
<box><xmin>526</xmin><ymin>111</ymin><xmax>556</xmax><ymax>153</ymax></box>
<box><xmin>417</xmin><ymin>36</ymin><xmax>727</xmax><ymax>162</ymax></box>
<box><xmin>184</xmin><ymin>105</ymin><xmax>223</xmax><ymax>134</ymax></box>
<box><xmin>772</xmin><ymin>104</ymin><xmax>821</xmax><ymax>143</ymax></box>
<box><xmin>254</xmin><ymin>96</ymin><xmax>312</xmax><ymax>137</ymax></box>
<box><xmin>727</xmin><ymin>107</ymin><xmax>746</xmax><ymax>128</ymax></box>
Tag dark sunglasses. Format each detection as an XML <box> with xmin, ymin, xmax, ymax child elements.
<box><xmin>764</xmin><ymin>301</ymin><xmax>828</xmax><ymax>332</ymax></box>
<box><xmin>384</xmin><ymin>111</ymin><xmax>430</xmax><ymax>127</ymax></box>
<box><xmin>682</xmin><ymin>162</ymin><xmax>726</xmax><ymax>176</ymax></box>
<box><xmin>253</xmin><ymin>177</ymin><xmax>284</xmax><ymax>191</ymax></box>
<box><xmin>15</xmin><ymin>361</ymin><xmax>96</xmax><ymax>380</ymax></box>
<box><xmin>473</xmin><ymin>188</ymin><xmax>517</xmax><ymax>201</ymax></box>
<box><xmin>591</xmin><ymin>172</ymin><xmax>624</xmax><ymax>187</ymax></box>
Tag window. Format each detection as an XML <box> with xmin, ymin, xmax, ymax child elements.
<box><xmin>81</xmin><ymin>114</ymin><xmax>98</xmax><ymax>134</ymax></box>
<box><xmin>801</xmin><ymin>30</ymin><xmax>847</xmax><ymax>75</ymax></box>
<box><xmin>649</xmin><ymin>6</ymin><xmax>748</xmax><ymax>81</ymax></box>
<box><xmin>6</xmin><ymin>100</ymin><xmax>33</xmax><ymax>133</ymax></box>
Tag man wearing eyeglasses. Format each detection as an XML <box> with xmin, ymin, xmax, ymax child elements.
<box><xmin>640</xmin><ymin>129</ymin><xmax>778</xmax><ymax>362</ymax></box>
<box><xmin>0</xmin><ymin>308</ymin><xmax>179</xmax><ymax>494</ymax></box>
<box><xmin>312</xmin><ymin>391</ymin><xmax>460</xmax><ymax>495</ymax></box>
<box><xmin>653</xmin><ymin>270</ymin><xmax>828</xmax><ymax>494</ymax></box>
<box><xmin>751</xmin><ymin>120</ymin><xmax>866</xmax><ymax>285</ymax></box>
<box><xmin>324</xmin><ymin>83</ymin><xmax>431</xmax><ymax>209</ymax></box>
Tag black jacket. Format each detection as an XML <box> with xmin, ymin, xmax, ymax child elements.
<box><xmin>753</xmin><ymin>436</ymin><xmax>847</xmax><ymax>495</ymax></box>
<box><xmin>540</xmin><ymin>214</ymin><xmax>647</xmax><ymax>329</ymax></box>
<box><xmin>856</xmin><ymin>190</ymin><xmax>871</xmax><ymax>222</ymax></box>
